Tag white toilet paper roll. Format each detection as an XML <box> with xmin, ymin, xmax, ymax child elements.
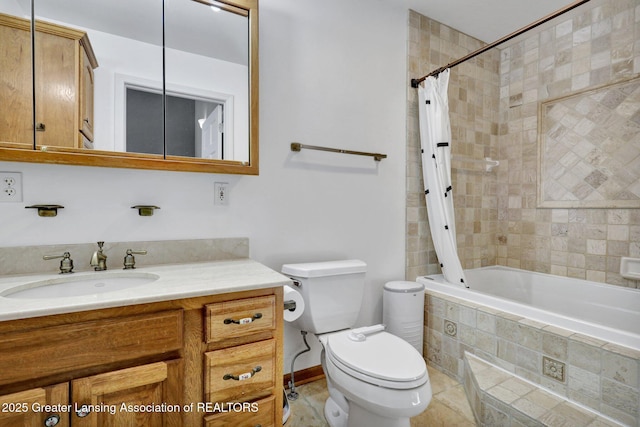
<box><xmin>283</xmin><ymin>285</ymin><xmax>305</xmax><ymax>322</ymax></box>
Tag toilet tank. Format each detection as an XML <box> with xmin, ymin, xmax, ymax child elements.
<box><xmin>281</xmin><ymin>260</ymin><xmax>366</xmax><ymax>334</ymax></box>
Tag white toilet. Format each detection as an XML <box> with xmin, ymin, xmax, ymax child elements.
<box><xmin>282</xmin><ymin>260</ymin><xmax>432</xmax><ymax>427</ymax></box>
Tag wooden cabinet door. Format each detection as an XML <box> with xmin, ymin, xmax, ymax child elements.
<box><xmin>79</xmin><ymin>48</ymin><xmax>94</xmax><ymax>143</ymax></box>
<box><xmin>0</xmin><ymin>20</ymin><xmax>33</xmax><ymax>146</ymax></box>
<box><xmin>34</xmin><ymin>30</ymin><xmax>77</xmax><ymax>148</ymax></box>
<box><xmin>71</xmin><ymin>360</ymin><xmax>182</xmax><ymax>427</ymax></box>
<box><xmin>0</xmin><ymin>383</ymin><xmax>69</xmax><ymax>427</ymax></box>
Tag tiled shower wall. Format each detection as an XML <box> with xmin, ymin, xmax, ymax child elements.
<box><xmin>406</xmin><ymin>11</ymin><xmax>500</xmax><ymax>280</ymax></box>
<box><xmin>496</xmin><ymin>0</ymin><xmax>640</xmax><ymax>287</ymax></box>
<box><xmin>406</xmin><ymin>0</ymin><xmax>640</xmax><ymax>288</ymax></box>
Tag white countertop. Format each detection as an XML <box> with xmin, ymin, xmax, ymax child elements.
<box><xmin>0</xmin><ymin>259</ymin><xmax>292</xmax><ymax>321</ymax></box>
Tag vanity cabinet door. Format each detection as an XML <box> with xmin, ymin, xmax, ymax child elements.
<box><xmin>0</xmin><ymin>383</ymin><xmax>69</xmax><ymax>427</ymax></box>
<box><xmin>71</xmin><ymin>360</ymin><xmax>182</xmax><ymax>427</ymax></box>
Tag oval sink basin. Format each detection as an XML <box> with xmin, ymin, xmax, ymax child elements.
<box><xmin>3</xmin><ymin>272</ymin><xmax>159</xmax><ymax>299</ymax></box>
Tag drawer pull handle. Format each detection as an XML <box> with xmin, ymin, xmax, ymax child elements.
<box><xmin>224</xmin><ymin>313</ymin><xmax>262</xmax><ymax>325</ymax></box>
<box><xmin>75</xmin><ymin>404</ymin><xmax>91</xmax><ymax>418</ymax></box>
<box><xmin>223</xmin><ymin>365</ymin><xmax>262</xmax><ymax>381</ymax></box>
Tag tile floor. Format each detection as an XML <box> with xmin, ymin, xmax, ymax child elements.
<box><xmin>285</xmin><ymin>365</ymin><xmax>477</xmax><ymax>427</ymax></box>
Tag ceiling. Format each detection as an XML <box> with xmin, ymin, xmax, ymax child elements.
<box><xmin>13</xmin><ymin>0</ymin><xmax>249</xmax><ymax>65</ymax></box>
<box><xmin>10</xmin><ymin>0</ymin><xmax>583</xmax><ymax>63</ymax></box>
<box><xmin>403</xmin><ymin>0</ymin><xmax>579</xmax><ymax>43</ymax></box>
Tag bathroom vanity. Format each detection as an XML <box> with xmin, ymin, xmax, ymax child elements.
<box><xmin>0</xmin><ymin>259</ymin><xmax>288</xmax><ymax>427</ymax></box>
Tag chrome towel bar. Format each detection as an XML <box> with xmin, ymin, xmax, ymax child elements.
<box><xmin>291</xmin><ymin>142</ymin><xmax>387</xmax><ymax>161</ymax></box>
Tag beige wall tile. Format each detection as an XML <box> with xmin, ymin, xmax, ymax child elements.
<box><xmin>601</xmin><ymin>351</ymin><xmax>639</xmax><ymax>387</ymax></box>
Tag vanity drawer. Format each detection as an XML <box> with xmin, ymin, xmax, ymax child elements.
<box><xmin>203</xmin><ymin>395</ymin><xmax>275</xmax><ymax>427</ymax></box>
<box><xmin>205</xmin><ymin>295</ymin><xmax>275</xmax><ymax>344</ymax></box>
<box><xmin>0</xmin><ymin>310</ymin><xmax>183</xmax><ymax>386</ymax></box>
<box><xmin>204</xmin><ymin>339</ymin><xmax>275</xmax><ymax>403</ymax></box>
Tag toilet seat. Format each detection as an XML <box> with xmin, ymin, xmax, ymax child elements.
<box><xmin>325</xmin><ymin>327</ymin><xmax>427</xmax><ymax>390</ymax></box>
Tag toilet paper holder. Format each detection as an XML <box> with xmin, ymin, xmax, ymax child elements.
<box><xmin>282</xmin><ymin>283</ymin><xmax>305</xmax><ymax>323</ymax></box>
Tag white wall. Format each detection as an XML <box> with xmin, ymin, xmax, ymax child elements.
<box><xmin>0</xmin><ymin>0</ymin><xmax>409</xmax><ymax>373</ymax></box>
<box><xmin>0</xmin><ymin>0</ymin><xmax>27</xmax><ymax>16</ymax></box>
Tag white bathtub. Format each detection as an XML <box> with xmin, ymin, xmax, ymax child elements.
<box><xmin>417</xmin><ymin>266</ymin><xmax>640</xmax><ymax>350</ymax></box>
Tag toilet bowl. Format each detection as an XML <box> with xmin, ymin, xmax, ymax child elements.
<box><xmin>281</xmin><ymin>260</ymin><xmax>432</xmax><ymax>426</ymax></box>
<box><xmin>318</xmin><ymin>325</ymin><xmax>432</xmax><ymax>427</ymax></box>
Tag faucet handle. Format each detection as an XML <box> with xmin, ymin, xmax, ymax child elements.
<box><xmin>123</xmin><ymin>249</ymin><xmax>147</xmax><ymax>269</ymax></box>
<box><xmin>43</xmin><ymin>251</ymin><xmax>74</xmax><ymax>274</ymax></box>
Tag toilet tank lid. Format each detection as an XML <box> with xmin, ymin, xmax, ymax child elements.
<box><xmin>281</xmin><ymin>260</ymin><xmax>367</xmax><ymax>278</ymax></box>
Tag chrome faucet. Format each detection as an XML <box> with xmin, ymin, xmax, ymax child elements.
<box><xmin>90</xmin><ymin>241</ymin><xmax>107</xmax><ymax>271</ymax></box>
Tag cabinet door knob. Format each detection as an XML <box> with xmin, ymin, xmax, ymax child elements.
<box><xmin>36</xmin><ymin>122</ymin><xmax>46</xmax><ymax>131</ymax></box>
<box><xmin>75</xmin><ymin>404</ymin><xmax>91</xmax><ymax>418</ymax></box>
<box><xmin>44</xmin><ymin>414</ymin><xmax>60</xmax><ymax>427</ymax></box>
<box><xmin>223</xmin><ymin>313</ymin><xmax>262</xmax><ymax>325</ymax></box>
<box><xmin>223</xmin><ymin>365</ymin><xmax>262</xmax><ymax>381</ymax></box>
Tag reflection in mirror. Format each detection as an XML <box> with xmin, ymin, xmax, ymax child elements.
<box><xmin>125</xmin><ymin>88</ymin><xmax>223</xmax><ymax>158</ymax></box>
<box><xmin>30</xmin><ymin>0</ymin><xmax>164</xmax><ymax>156</ymax></box>
<box><xmin>164</xmin><ymin>0</ymin><xmax>249</xmax><ymax>162</ymax></box>
<box><xmin>114</xmin><ymin>73</ymin><xmax>233</xmax><ymax>159</ymax></box>
<box><xmin>0</xmin><ymin>3</ymin><xmax>33</xmax><ymax>149</ymax></box>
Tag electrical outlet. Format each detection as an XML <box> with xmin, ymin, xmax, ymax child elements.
<box><xmin>0</xmin><ymin>172</ymin><xmax>23</xmax><ymax>202</ymax></box>
<box><xmin>214</xmin><ymin>182</ymin><xmax>229</xmax><ymax>206</ymax></box>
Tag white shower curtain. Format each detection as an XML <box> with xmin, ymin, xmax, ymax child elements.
<box><xmin>417</xmin><ymin>69</ymin><xmax>468</xmax><ymax>287</ymax></box>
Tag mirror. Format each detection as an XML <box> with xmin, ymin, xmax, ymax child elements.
<box><xmin>0</xmin><ymin>0</ymin><xmax>258</xmax><ymax>174</ymax></box>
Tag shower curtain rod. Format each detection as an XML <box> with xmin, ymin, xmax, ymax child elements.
<box><xmin>410</xmin><ymin>0</ymin><xmax>591</xmax><ymax>88</ymax></box>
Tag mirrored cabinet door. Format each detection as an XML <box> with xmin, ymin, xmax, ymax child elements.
<box><xmin>164</xmin><ymin>0</ymin><xmax>250</xmax><ymax>163</ymax></box>
<box><xmin>33</xmin><ymin>0</ymin><xmax>164</xmax><ymax>156</ymax></box>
